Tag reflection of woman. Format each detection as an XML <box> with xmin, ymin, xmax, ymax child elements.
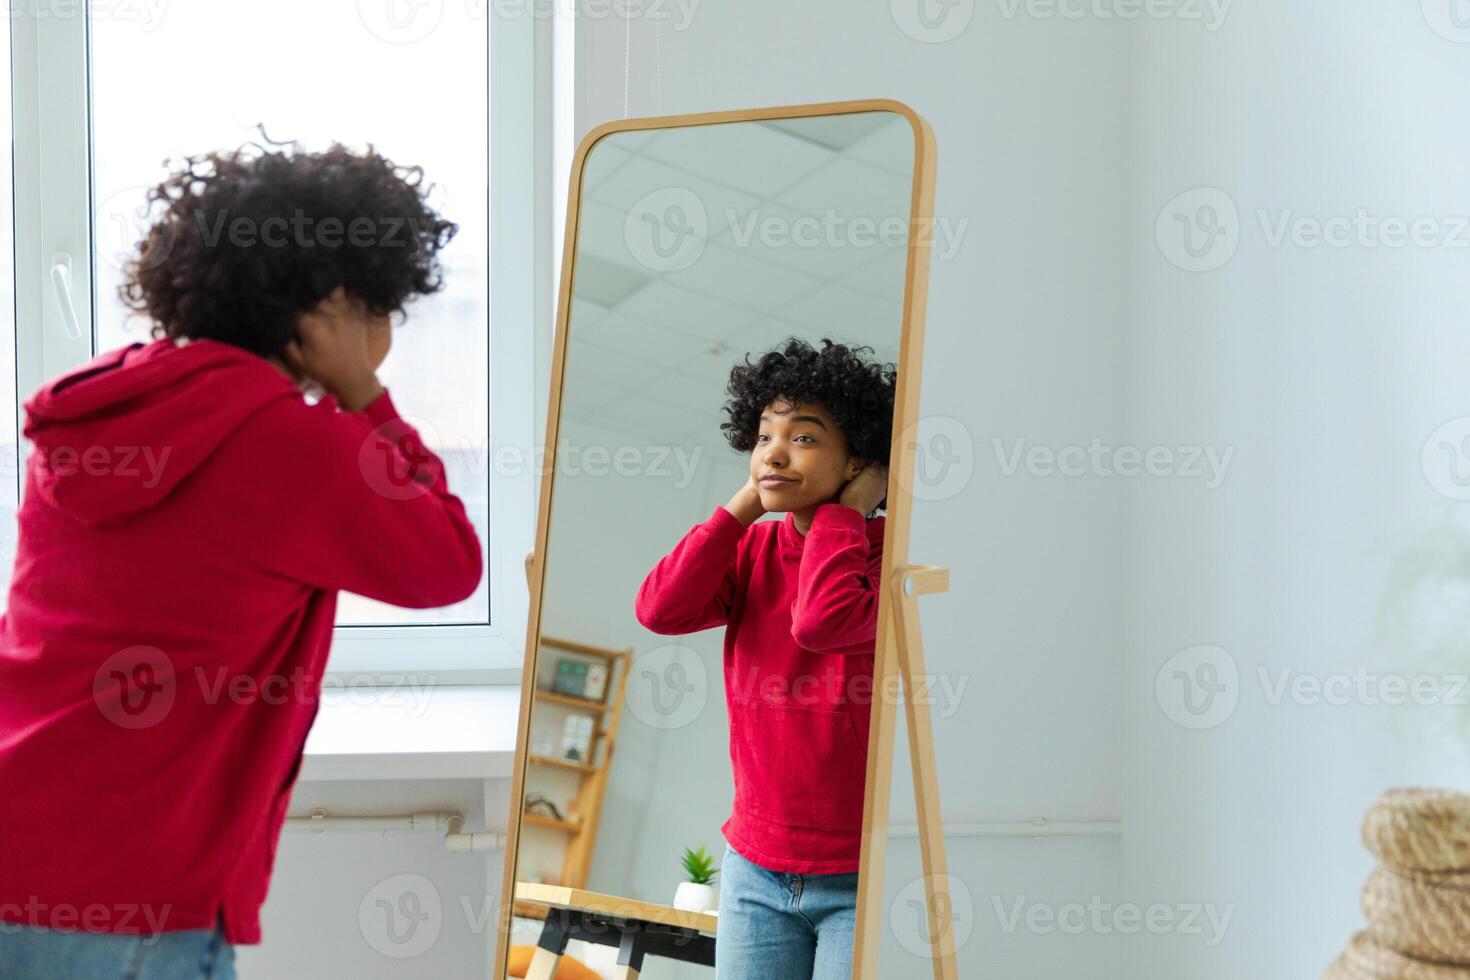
<box><xmin>636</xmin><ymin>338</ymin><xmax>896</xmax><ymax>980</ymax></box>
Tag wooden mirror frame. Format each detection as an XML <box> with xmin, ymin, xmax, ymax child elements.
<box><xmin>493</xmin><ymin>97</ymin><xmax>940</xmax><ymax>980</ymax></box>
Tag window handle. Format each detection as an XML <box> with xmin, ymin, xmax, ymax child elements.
<box><xmin>49</xmin><ymin>252</ymin><xmax>83</xmax><ymax>341</ymax></box>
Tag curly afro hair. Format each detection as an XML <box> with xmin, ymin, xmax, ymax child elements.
<box><xmin>720</xmin><ymin>337</ymin><xmax>898</xmax><ymax>510</ymax></box>
<box><xmin>119</xmin><ymin>133</ymin><xmax>458</xmax><ymax>359</ymax></box>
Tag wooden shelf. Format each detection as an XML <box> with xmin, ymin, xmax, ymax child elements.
<box><xmin>519</xmin><ymin>642</ymin><xmax>633</xmax><ymax>892</ymax></box>
<box><xmin>523</xmin><ymin>811</ymin><xmax>581</xmax><ymax>833</ymax></box>
<box><xmin>534</xmin><ymin>689</ymin><xmax>610</xmax><ymax>713</ymax></box>
<box><xmin>541</xmin><ymin>635</ymin><xmax>623</xmax><ymax>661</ymax></box>
<box><xmin>530</xmin><ymin>753</ymin><xmax>597</xmax><ymax>774</ymax></box>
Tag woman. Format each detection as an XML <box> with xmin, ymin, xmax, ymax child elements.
<box><xmin>0</xmin><ymin>138</ymin><xmax>482</xmax><ymax>977</ymax></box>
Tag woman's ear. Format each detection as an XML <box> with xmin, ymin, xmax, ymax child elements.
<box><xmin>845</xmin><ymin>457</ymin><xmax>867</xmax><ymax>480</ymax></box>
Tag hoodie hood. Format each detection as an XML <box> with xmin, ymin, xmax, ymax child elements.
<box><xmin>22</xmin><ymin>338</ymin><xmax>301</xmax><ymax>527</ymax></box>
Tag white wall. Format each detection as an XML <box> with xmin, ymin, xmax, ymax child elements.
<box><xmin>1125</xmin><ymin>2</ymin><xmax>1470</xmax><ymax>977</ymax></box>
<box><xmin>533</xmin><ymin>412</ymin><xmax>747</xmax><ymax>895</ymax></box>
<box><xmin>528</xmin><ymin>412</ymin><xmax>747</xmax><ymax>979</ymax></box>
<box><xmin>236</xmin><ymin>779</ymin><xmax>500</xmax><ymax>979</ymax></box>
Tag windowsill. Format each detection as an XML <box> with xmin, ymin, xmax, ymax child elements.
<box><xmin>299</xmin><ymin>684</ymin><xmax>523</xmax><ymax>782</ymax></box>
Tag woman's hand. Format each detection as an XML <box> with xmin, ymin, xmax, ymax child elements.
<box><xmin>723</xmin><ymin>474</ymin><xmax>767</xmax><ymax>526</ymax></box>
<box><xmin>838</xmin><ymin>462</ymin><xmax>889</xmax><ymax>516</ymax></box>
<box><xmin>282</xmin><ymin>287</ymin><xmax>387</xmax><ymax>412</ymax></box>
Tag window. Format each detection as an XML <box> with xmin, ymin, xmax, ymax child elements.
<box><xmin>90</xmin><ymin>1</ymin><xmax>491</xmax><ymax>627</ymax></box>
<box><xmin>0</xmin><ymin>12</ymin><xmax>16</xmax><ymax>597</ymax></box>
<box><xmin>10</xmin><ymin>3</ymin><xmax>549</xmax><ymax>678</ymax></box>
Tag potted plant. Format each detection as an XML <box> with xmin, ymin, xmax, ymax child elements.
<box><xmin>672</xmin><ymin>845</ymin><xmax>719</xmax><ymax>913</ymax></box>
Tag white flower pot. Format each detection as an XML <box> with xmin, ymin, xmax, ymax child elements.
<box><xmin>673</xmin><ymin>881</ymin><xmax>718</xmax><ymax>913</ymax></box>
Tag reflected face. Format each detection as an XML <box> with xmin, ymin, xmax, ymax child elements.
<box><xmin>750</xmin><ymin>398</ymin><xmax>863</xmax><ymax>513</ymax></box>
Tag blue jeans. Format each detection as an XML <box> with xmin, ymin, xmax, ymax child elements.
<box><xmin>715</xmin><ymin>841</ymin><xmax>858</xmax><ymax>980</ymax></box>
<box><xmin>0</xmin><ymin>918</ymin><xmax>236</xmax><ymax>979</ymax></box>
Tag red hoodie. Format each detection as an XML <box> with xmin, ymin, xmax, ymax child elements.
<box><xmin>0</xmin><ymin>338</ymin><xmax>481</xmax><ymax>943</ymax></box>
<box><xmin>635</xmin><ymin>502</ymin><xmax>885</xmax><ymax>874</ymax></box>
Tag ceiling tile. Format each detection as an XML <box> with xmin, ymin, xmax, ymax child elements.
<box><xmin>587</xmin><ymin>154</ymin><xmax>761</xmax><ymax>242</ymax></box>
<box><xmin>780</xmin><ymin>282</ymin><xmax>904</xmax><ymax>359</ymax></box>
<box><xmin>638</xmin><ymin>119</ymin><xmax>834</xmax><ymax>200</ymax></box>
<box><xmin>580</xmin><ymin>142</ymin><xmax>636</xmax><ymax>195</ymax></box>
<box><xmin>836</xmin><ymin>245</ymin><xmax>909</xmax><ymax>302</ymax></box>
<box><xmin>563</xmin><ymin>333</ymin><xmax>667</xmax><ymax>394</ymax></box>
<box><xmin>570</xmin><ymin>252</ymin><xmax>652</xmax><ymax>308</ymax></box>
<box><xmin>616</xmin><ymin>280</ymin><xmax>763</xmax><ymax>343</ymax></box>
<box><xmin>760</xmin><ymin>112</ymin><xmax>891</xmax><ymax>152</ymax></box>
<box><xmin>709</xmin><ymin>200</ymin><xmax>881</xmax><ymax>280</ymax></box>
<box><xmin>661</xmin><ymin>239</ymin><xmax>822</xmax><ymax>314</ymax></box>
<box><xmin>574</xmin><ymin>310</ymin><xmax>718</xmax><ymax>372</ymax></box>
<box><xmin>774</xmin><ymin>154</ymin><xmax>912</xmax><ymax>234</ymax></box>
<box><xmin>845</xmin><ymin>113</ymin><xmax>917</xmax><ymax>176</ymax></box>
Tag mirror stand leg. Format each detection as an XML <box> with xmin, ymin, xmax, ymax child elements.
<box><xmin>892</xmin><ymin>564</ymin><xmax>961</xmax><ymax>980</ymax></box>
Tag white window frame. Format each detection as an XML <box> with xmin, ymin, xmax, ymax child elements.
<box><xmin>10</xmin><ymin>4</ymin><xmax>555</xmax><ymax>686</ymax></box>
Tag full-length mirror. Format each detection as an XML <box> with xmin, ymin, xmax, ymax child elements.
<box><xmin>498</xmin><ymin>103</ymin><xmax>926</xmax><ymax>980</ymax></box>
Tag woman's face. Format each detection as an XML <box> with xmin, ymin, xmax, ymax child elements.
<box><xmin>365</xmin><ymin>312</ymin><xmax>392</xmax><ymax>370</ymax></box>
<box><xmin>749</xmin><ymin>398</ymin><xmax>863</xmax><ymax>513</ymax></box>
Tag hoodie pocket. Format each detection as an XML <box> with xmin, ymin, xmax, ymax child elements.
<box><xmin>729</xmin><ymin>694</ymin><xmax>868</xmax><ymax>831</ymax></box>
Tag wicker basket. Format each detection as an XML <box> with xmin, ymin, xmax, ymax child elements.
<box><xmin>1363</xmin><ymin>789</ymin><xmax>1470</xmax><ymax>874</ymax></box>
<box><xmin>1340</xmin><ymin>930</ymin><xmax>1470</xmax><ymax>980</ymax></box>
<box><xmin>1324</xmin><ymin>949</ymin><xmax>1373</xmax><ymax>980</ymax></box>
<box><xmin>1363</xmin><ymin>864</ymin><xmax>1470</xmax><ymax>965</ymax></box>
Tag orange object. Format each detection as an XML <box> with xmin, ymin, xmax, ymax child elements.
<box><xmin>505</xmin><ymin>944</ymin><xmax>600</xmax><ymax>980</ymax></box>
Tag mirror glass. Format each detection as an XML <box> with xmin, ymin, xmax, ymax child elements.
<box><xmin>505</xmin><ymin>110</ymin><xmax>916</xmax><ymax>980</ymax></box>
